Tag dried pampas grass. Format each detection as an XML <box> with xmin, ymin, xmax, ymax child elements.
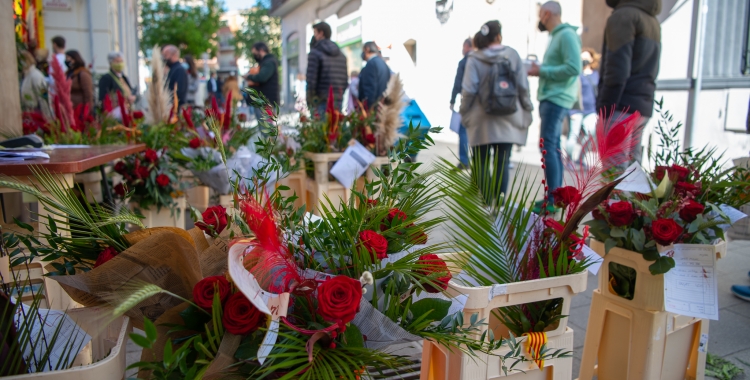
<box><xmin>146</xmin><ymin>45</ymin><xmax>172</xmax><ymax>124</ymax></box>
<box><xmin>375</xmin><ymin>73</ymin><xmax>405</xmax><ymax>150</ymax></box>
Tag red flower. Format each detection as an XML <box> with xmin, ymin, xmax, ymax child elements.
<box><xmin>197</xmin><ymin>205</ymin><xmax>228</xmax><ymax>235</ymax></box>
<box><xmin>265</xmin><ymin>106</ymin><xmax>274</xmax><ymax>117</ymax></box>
<box><xmin>132</xmin><ymin>110</ymin><xmax>145</xmax><ymax>119</ymax></box>
<box><xmin>605</xmin><ymin>201</ymin><xmax>636</xmax><ymax>227</ymax></box>
<box><xmin>317</xmin><ymin>276</ymin><xmax>362</xmax><ymax>324</ymax></box>
<box><xmin>415</xmin><ymin>254</ymin><xmax>452</xmax><ymax>293</ymax></box>
<box><xmin>411</xmin><ymin>230</ymin><xmax>428</xmax><ymax>245</ymax></box>
<box><xmin>135</xmin><ymin>166</ymin><xmax>150</xmax><ymax>179</ymax></box>
<box><xmin>366</xmin><ymin>199</ymin><xmax>378</xmax><ymax>207</ymax></box>
<box><xmin>388</xmin><ymin>208</ymin><xmax>408</xmax><ymax>223</ymax></box>
<box><xmin>654</xmin><ymin>166</ymin><xmax>668</xmax><ymax>181</ymax></box>
<box><xmin>237</xmin><ymin>113</ymin><xmax>247</xmax><ymax>122</ymax></box>
<box><xmin>192</xmin><ymin>275</ymin><xmax>231</xmax><ymax>309</ymax></box>
<box><xmin>675</xmin><ymin>181</ymin><xmax>700</xmax><ymax>196</ymax></box>
<box><xmin>114</xmin><ymin>161</ymin><xmax>127</xmax><ymax>175</ymax></box>
<box><xmin>93</xmin><ymin>247</ymin><xmax>119</xmax><ymax>268</ymax></box>
<box><xmin>113</xmin><ymin>183</ymin><xmax>126</xmax><ymax>197</ymax></box>
<box><xmin>651</xmin><ymin>218</ymin><xmax>683</xmax><ymax>246</ymax></box>
<box><xmin>144</xmin><ymin>149</ymin><xmax>158</xmax><ymax>163</ymax></box>
<box><xmin>156</xmin><ymin>174</ymin><xmax>170</xmax><ymax>187</ymax></box>
<box><xmin>359</xmin><ymin>230</ymin><xmax>388</xmax><ymax>260</ymax></box>
<box><xmin>222</xmin><ymin>292</ymin><xmax>267</xmax><ymax>335</ymax></box>
<box><xmin>189</xmin><ymin>137</ymin><xmax>202</xmax><ymax>149</ymax></box>
<box><xmin>670</xmin><ymin>165</ymin><xmax>690</xmax><ymax>181</ymax></box>
<box><xmin>679</xmin><ymin>199</ymin><xmax>705</xmax><ymax>223</ymax></box>
<box><xmin>364</xmin><ymin>133</ymin><xmax>376</xmax><ymax>145</ymax></box>
<box><xmin>551</xmin><ymin>186</ymin><xmax>581</xmax><ymax>208</ymax></box>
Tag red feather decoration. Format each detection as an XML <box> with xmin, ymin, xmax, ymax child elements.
<box><xmin>116</xmin><ymin>90</ymin><xmax>131</xmax><ymax>128</ymax></box>
<box><xmin>222</xmin><ymin>90</ymin><xmax>233</xmax><ymax>131</ymax></box>
<box><xmin>50</xmin><ymin>58</ymin><xmax>74</xmax><ymax>131</ymax></box>
<box><xmin>182</xmin><ymin>107</ymin><xmax>195</xmax><ymax>130</ymax></box>
<box><xmin>325</xmin><ymin>86</ymin><xmax>340</xmax><ymax>144</ymax></box>
<box><xmin>102</xmin><ymin>94</ymin><xmax>114</xmax><ymax>113</ymax></box>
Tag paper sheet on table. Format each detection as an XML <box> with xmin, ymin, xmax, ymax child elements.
<box><xmin>47</xmin><ymin>144</ymin><xmax>91</xmax><ymax>148</ymax></box>
<box><xmin>0</xmin><ymin>151</ymin><xmax>49</xmax><ymax>161</ymax></box>
<box><xmin>664</xmin><ymin>244</ymin><xmax>719</xmax><ymax>320</ymax></box>
<box><xmin>330</xmin><ymin>141</ymin><xmax>376</xmax><ymax>188</ymax></box>
<box><xmin>615</xmin><ymin>162</ymin><xmax>654</xmax><ymax>194</ymax></box>
<box><xmin>13</xmin><ymin>302</ymin><xmax>92</xmax><ymax>372</ymax></box>
<box><xmin>449</xmin><ymin>111</ymin><xmax>461</xmax><ymax>133</ymax></box>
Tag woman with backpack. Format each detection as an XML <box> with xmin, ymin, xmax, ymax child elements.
<box><xmin>65</xmin><ymin>50</ymin><xmax>94</xmax><ymax>111</ymax></box>
<box><xmin>459</xmin><ymin>20</ymin><xmax>533</xmax><ymax>200</ymax></box>
<box><xmin>565</xmin><ymin>48</ymin><xmax>600</xmax><ymax>162</ymax></box>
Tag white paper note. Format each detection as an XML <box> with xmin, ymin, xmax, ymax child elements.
<box><xmin>615</xmin><ymin>162</ymin><xmax>654</xmax><ymax>194</ymax></box>
<box><xmin>664</xmin><ymin>244</ymin><xmax>719</xmax><ymax>320</ymax></box>
<box><xmin>330</xmin><ymin>141</ymin><xmax>376</xmax><ymax>188</ymax></box>
<box><xmin>449</xmin><ymin>111</ymin><xmax>461</xmax><ymax>133</ymax></box>
<box><xmin>581</xmin><ymin>244</ymin><xmax>603</xmax><ymax>275</ymax></box>
<box><xmin>257</xmin><ymin>319</ymin><xmax>279</xmax><ymax>365</ymax></box>
<box><xmin>719</xmin><ymin>204</ymin><xmax>748</xmax><ymax>230</ymax></box>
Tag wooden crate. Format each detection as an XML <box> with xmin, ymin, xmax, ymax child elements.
<box><xmin>277</xmin><ymin>169</ymin><xmax>306</xmax><ymax>210</ymax></box>
<box><xmin>132</xmin><ymin>197</ymin><xmax>186</xmax><ymax>229</ymax></box>
<box><xmin>305</xmin><ymin>177</ymin><xmax>352</xmax><ymax>215</ymax></box>
<box><xmin>4</xmin><ymin>307</ymin><xmax>132</xmax><ymax>380</ymax></box>
<box><xmin>421</xmin><ymin>327</ymin><xmax>575</xmax><ymax>380</ymax></box>
<box><xmin>578</xmin><ymin>290</ymin><xmax>707</xmax><ymax>380</ymax></box>
<box><xmin>185</xmin><ymin>185</ymin><xmax>210</xmax><ymax>212</ymax></box>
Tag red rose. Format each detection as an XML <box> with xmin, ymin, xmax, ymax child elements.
<box><xmin>113</xmin><ymin>183</ymin><xmax>126</xmax><ymax>197</ymax></box>
<box><xmin>366</xmin><ymin>199</ymin><xmax>378</xmax><ymax>207</ymax></box>
<box><xmin>411</xmin><ymin>231</ymin><xmax>428</xmax><ymax>245</ymax></box>
<box><xmin>359</xmin><ymin>230</ymin><xmax>388</xmax><ymax>260</ymax></box>
<box><xmin>654</xmin><ymin>166</ymin><xmax>668</xmax><ymax>181</ymax></box>
<box><xmin>675</xmin><ymin>181</ymin><xmax>700</xmax><ymax>196</ymax></box>
<box><xmin>156</xmin><ymin>174</ymin><xmax>170</xmax><ymax>187</ymax></box>
<box><xmin>144</xmin><ymin>149</ymin><xmax>158</xmax><ymax>163</ymax></box>
<box><xmin>135</xmin><ymin>166</ymin><xmax>150</xmax><ymax>179</ymax></box>
<box><xmin>114</xmin><ymin>161</ymin><xmax>127</xmax><ymax>174</ymax></box>
<box><xmin>388</xmin><ymin>208</ymin><xmax>407</xmax><ymax>223</ymax></box>
<box><xmin>189</xmin><ymin>137</ymin><xmax>202</xmax><ymax>149</ymax></box>
<box><xmin>238</xmin><ymin>113</ymin><xmax>247</xmax><ymax>122</ymax></box>
<box><xmin>605</xmin><ymin>201</ymin><xmax>636</xmax><ymax>227</ymax></box>
<box><xmin>592</xmin><ymin>202</ymin><xmax>606</xmax><ymax>220</ymax></box>
<box><xmin>551</xmin><ymin>186</ymin><xmax>581</xmax><ymax>208</ymax></box>
<box><xmin>679</xmin><ymin>199</ymin><xmax>705</xmax><ymax>223</ymax></box>
<box><xmin>415</xmin><ymin>254</ymin><xmax>452</xmax><ymax>293</ymax></box>
<box><xmin>198</xmin><ymin>205</ymin><xmax>228</xmax><ymax>235</ymax></box>
<box><xmin>132</xmin><ymin>110</ymin><xmax>145</xmax><ymax>120</ymax></box>
<box><xmin>670</xmin><ymin>165</ymin><xmax>690</xmax><ymax>181</ymax></box>
<box><xmin>364</xmin><ymin>133</ymin><xmax>376</xmax><ymax>145</ymax></box>
<box><xmin>317</xmin><ymin>276</ymin><xmax>362</xmax><ymax>324</ymax></box>
<box><xmin>222</xmin><ymin>292</ymin><xmax>267</xmax><ymax>335</ymax></box>
<box><xmin>93</xmin><ymin>247</ymin><xmax>119</xmax><ymax>268</ymax></box>
<box><xmin>192</xmin><ymin>275</ymin><xmax>231</xmax><ymax>309</ymax></box>
<box><xmin>651</xmin><ymin>218</ymin><xmax>683</xmax><ymax>246</ymax></box>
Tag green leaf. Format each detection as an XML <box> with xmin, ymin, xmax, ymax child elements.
<box><xmin>604</xmin><ymin>238</ymin><xmax>618</xmax><ymax>254</ymax></box>
<box><xmin>144</xmin><ymin>318</ymin><xmax>157</xmax><ymax>342</ymax></box>
<box><xmin>649</xmin><ymin>256</ymin><xmax>676</xmax><ymax>275</ymax></box>
<box><xmin>409</xmin><ymin>298</ymin><xmax>451</xmax><ymax>322</ymax></box>
<box><xmin>129</xmin><ymin>332</ymin><xmax>153</xmax><ymax>349</ymax></box>
<box><xmin>179</xmin><ymin>304</ymin><xmax>212</xmax><ymax>331</ymax></box>
<box><xmin>12</xmin><ymin>217</ymin><xmax>34</xmax><ymax>232</ymax></box>
<box><xmin>610</xmin><ymin>228</ymin><xmax>626</xmax><ymax>238</ymax></box>
<box><xmin>631</xmin><ymin>228</ymin><xmax>645</xmax><ymax>252</ymax></box>
<box><xmin>342</xmin><ymin>324</ymin><xmax>365</xmax><ymax>348</ymax></box>
<box><xmin>642</xmin><ymin>249</ymin><xmax>661</xmax><ymax>261</ymax></box>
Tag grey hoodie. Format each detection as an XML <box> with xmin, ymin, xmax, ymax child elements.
<box><xmin>459</xmin><ymin>45</ymin><xmax>533</xmax><ymax>147</ymax></box>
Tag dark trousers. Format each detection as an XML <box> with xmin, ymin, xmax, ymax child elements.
<box><xmin>473</xmin><ymin>143</ymin><xmax>514</xmax><ymax>202</ymax></box>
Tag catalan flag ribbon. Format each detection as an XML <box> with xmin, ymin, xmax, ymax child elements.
<box><xmin>522</xmin><ymin>331</ymin><xmax>548</xmax><ymax>369</ymax></box>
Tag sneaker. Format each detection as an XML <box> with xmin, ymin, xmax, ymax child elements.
<box><xmin>731</xmin><ymin>285</ymin><xmax>750</xmax><ymax>302</ymax></box>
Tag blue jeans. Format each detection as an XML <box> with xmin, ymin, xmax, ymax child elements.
<box><xmin>458</xmin><ymin>124</ymin><xmax>470</xmax><ymax>166</ymax></box>
<box><xmin>539</xmin><ymin>100</ymin><xmax>569</xmax><ymax>204</ymax></box>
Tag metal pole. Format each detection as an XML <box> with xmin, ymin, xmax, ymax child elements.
<box><xmin>87</xmin><ymin>0</ymin><xmax>95</xmax><ymax>67</ymax></box>
<box><xmin>684</xmin><ymin>0</ymin><xmax>708</xmax><ymax>148</ymax></box>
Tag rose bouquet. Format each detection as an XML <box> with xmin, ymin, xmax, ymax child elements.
<box><xmin>112</xmin><ymin>147</ymin><xmax>182</xmax><ymax>213</ymax></box>
<box><xmin>586</xmin><ymin>102</ymin><xmax>750</xmax><ymax>298</ymax></box>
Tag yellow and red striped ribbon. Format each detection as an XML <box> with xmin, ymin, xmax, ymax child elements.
<box><xmin>522</xmin><ymin>331</ymin><xmax>548</xmax><ymax>369</ymax></box>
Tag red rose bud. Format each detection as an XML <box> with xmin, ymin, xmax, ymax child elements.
<box><xmin>679</xmin><ymin>199</ymin><xmax>705</xmax><ymax>223</ymax></box>
<box><xmin>93</xmin><ymin>247</ymin><xmax>119</xmax><ymax>268</ymax></box>
<box><xmin>366</xmin><ymin>199</ymin><xmax>378</xmax><ymax>207</ymax></box>
<box><xmin>144</xmin><ymin>149</ymin><xmax>158</xmax><ymax>163</ymax></box>
<box><xmin>222</xmin><ymin>292</ymin><xmax>267</xmax><ymax>335</ymax></box>
<box><xmin>605</xmin><ymin>201</ymin><xmax>636</xmax><ymax>227</ymax></box>
<box><xmin>156</xmin><ymin>174</ymin><xmax>170</xmax><ymax>187</ymax></box>
<box><xmin>551</xmin><ymin>186</ymin><xmax>581</xmax><ymax>208</ymax></box>
<box><xmin>651</xmin><ymin>218</ymin><xmax>683</xmax><ymax>246</ymax></box>
<box><xmin>238</xmin><ymin>113</ymin><xmax>247</xmax><ymax>122</ymax></box>
<box><xmin>358</xmin><ymin>230</ymin><xmax>388</xmax><ymax>260</ymax></box>
<box><xmin>114</xmin><ymin>161</ymin><xmax>127</xmax><ymax>174</ymax></box>
<box><xmin>411</xmin><ymin>230</ymin><xmax>428</xmax><ymax>245</ymax></box>
<box><xmin>198</xmin><ymin>205</ymin><xmax>228</xmax><ymax>235</ymax></box>
<box><xmin>670</xmin><ymin>164</ymin><xmax>690</xmax><ymax>181</ymax></box>
<box><xmin>113</xmin><ymin>183</ymin><xmax>126</xmax><ymax>197</ymax></box>
<box><xmin>316</xmin><ymin>276</ymin><xmax>362</xmax><ymax>324</ymax></box>
<box><xmin>388</xmin><ymin>208</ymin><xmax>408</xmax><ymax>223</ymax></box>
<box><xmin>675</xmin><ymin>181</ymin><xmax>700</xmax><ymax>196</ymax></box>
<box><xmin>135</xmin><ymin>166</ymin><xmax>150</xmax><ymax>179</ymax></box>
<box><xmin>132</xmin><ymin>110</ymin><xmax>144</xmax><ymax>119</ymax></box>
<box><xmin>192</xmin><ymin>275</ymin><xmax>231</xmax><ymax>309</ymax></box>
<box><xmin>364</xmin><ymin>133</ymin><xmax>376</xmax><ymax>145</ymax></box>
<box><xmin>415</xmin><ymin>254</ymin><xmax>452</xmax><ymax>293</ymax></box>
<box><xmin>265</xmin><ymin>106</ymin><xmax>274</xmax><ymax>117</ymax></box>
<box><xmin>189</xmin><ymin>137</ymin><xmax>202</xmax><ymax>149</ymax></box>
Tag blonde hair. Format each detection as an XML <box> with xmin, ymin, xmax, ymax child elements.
<box><xmin>583</xmin><ymin>47</ymin><xmax>601</xmax><ymax>71</ymax></box>
<box><xmin>20</xmin><ymin>50</ymin><xmax>36</xmax><ymax>70</ymax></box>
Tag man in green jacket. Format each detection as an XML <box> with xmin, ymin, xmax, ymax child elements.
<box><xmin>528</xmin><ymin>1</ymin><xmax>581</xmax><ymax>213</ymax></box>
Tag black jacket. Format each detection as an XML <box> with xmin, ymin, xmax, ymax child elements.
<box><xmin>451</xmin><ymin>56</ymin><xmax>468</xmax><ymax>104</ymax></box>
<box><xmin>306</xmin><ymin>39</ymin><xmax>348</xmax><ymax>107</ymax></box>
<box><xmin>166</xmin><ymin>60</ymin><xmax>188</xmax><ymax>107</ymax></box>
<box><xmin>98</xmin><ymin>70</ymin><xmax>134</xmax><ymax>102</ymax></box>
<box><xmin>597</xmin><ymin>0</ymin><xmax>661</xmax><ymax>118</ymax></box>
<box><xmin>358</xmin><ymin>55</ymin><xmax>391</xmax><ymax>110</ymax></box>
<box><xmin>246</xmin><ymin>54</ymin><xmax>280</xmax><ymax>105</ymax></box>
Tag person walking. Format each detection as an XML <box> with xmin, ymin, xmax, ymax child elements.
<box><xmin>566</xmin><ymin>48</ymin><xmax>600</xmax><ymax>162</ymax></box>
<box><xmin>245</xmin><ymin>42</ymin><xmax>280</xmax><ymax>116</ymax></box>
<box><xmin>207</xmin><ymin>71</ymin><xmax>222</xmax><ymax>105</ymax></box>
<box><xmin>451</xmin><ymin>38</ymin><xmax>474</xmax><ymax>169</ymax></box>
<box><xmin>358</xmin><ymin>41</ymin><xmax>391</xmax><ymax>111</ymax></box>
<box><xmin>184</xmin><ymin>54</ymin><xmax>200</xmax><ymax>106</ymax></box>
<box><xmin>346</xmin><ymin>71</ymin><xmax>359</xmax><ymax>114</ymax></box>
<box><xmin>65</xmin><ymin>50</ymin><xmax>94</xmax><ymax>110</ymax></box>
<box><xmin>48</xmin><ymin>36</ymin><xmax>66</xmax><ymax>93</ymax></box>
<box><xmin>306</xmin><ymin>22</ymin><xmax>348</xmax><ymax>116</ymax></box>
<box><xmin>20</xmin><ymin>50</ymin><xmax>52</xmax><ymax>118</ymax></box>
<box><xmin>527</xmin><ymin>1</ymin><xmax>582</xmax><ymax>213</ymax></box>
<box><xmin>597</xmin><ymin>0</ymin><xmax>661</xmax><ymax>165</ymax></box>
<box><xmin>98</xmin><ymin>51</ymin><xmax>135</xmax><ymax>105</ymax></box>
<box><xmin>460</xmin><ymin>20</ymin><xmax>533</xmax><ymax>201</ymax></box>
<box><xmin>162</xmin><ymin>45</ymin><xmax>188</xmax><ymax>108</ymax></box>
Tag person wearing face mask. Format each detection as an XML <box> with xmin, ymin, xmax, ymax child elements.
<box><xmin>98</xmin><ymin>51</ymin><xmax>136</xmax><ymax>105</ymax></box>
<box><xmin>527</xmin><ymin>1</ymin><xmax>581</xmax><ymax>214</ymax></box>
<box><xmin>245</xmin><ymin>42</ymin><xmax>280</xmax><ymax>117</ymax></box>
<box><xmin>162</xmin><ymin>45</ymin><xmax>188</xmax><ymax>108</ymax></box>
<box><xmin>65</xmin><ymin>50</ymin><xmax>94</xmax><ymax>111</ymax></box>
<box><xmin>358</xmin><ymin>41</ymin><xmax>391</xmax><ymax>111</ymax></box>
<box><xmin>566</xmin><ymin>48</ymin><xmax>600</xmax><ymax>162</ymax></box>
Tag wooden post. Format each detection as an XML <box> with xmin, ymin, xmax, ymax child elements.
<box><xmin>0</xmin><ymin>0</ymin><xmax>22</xmax><ymax>137</ymax></box>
